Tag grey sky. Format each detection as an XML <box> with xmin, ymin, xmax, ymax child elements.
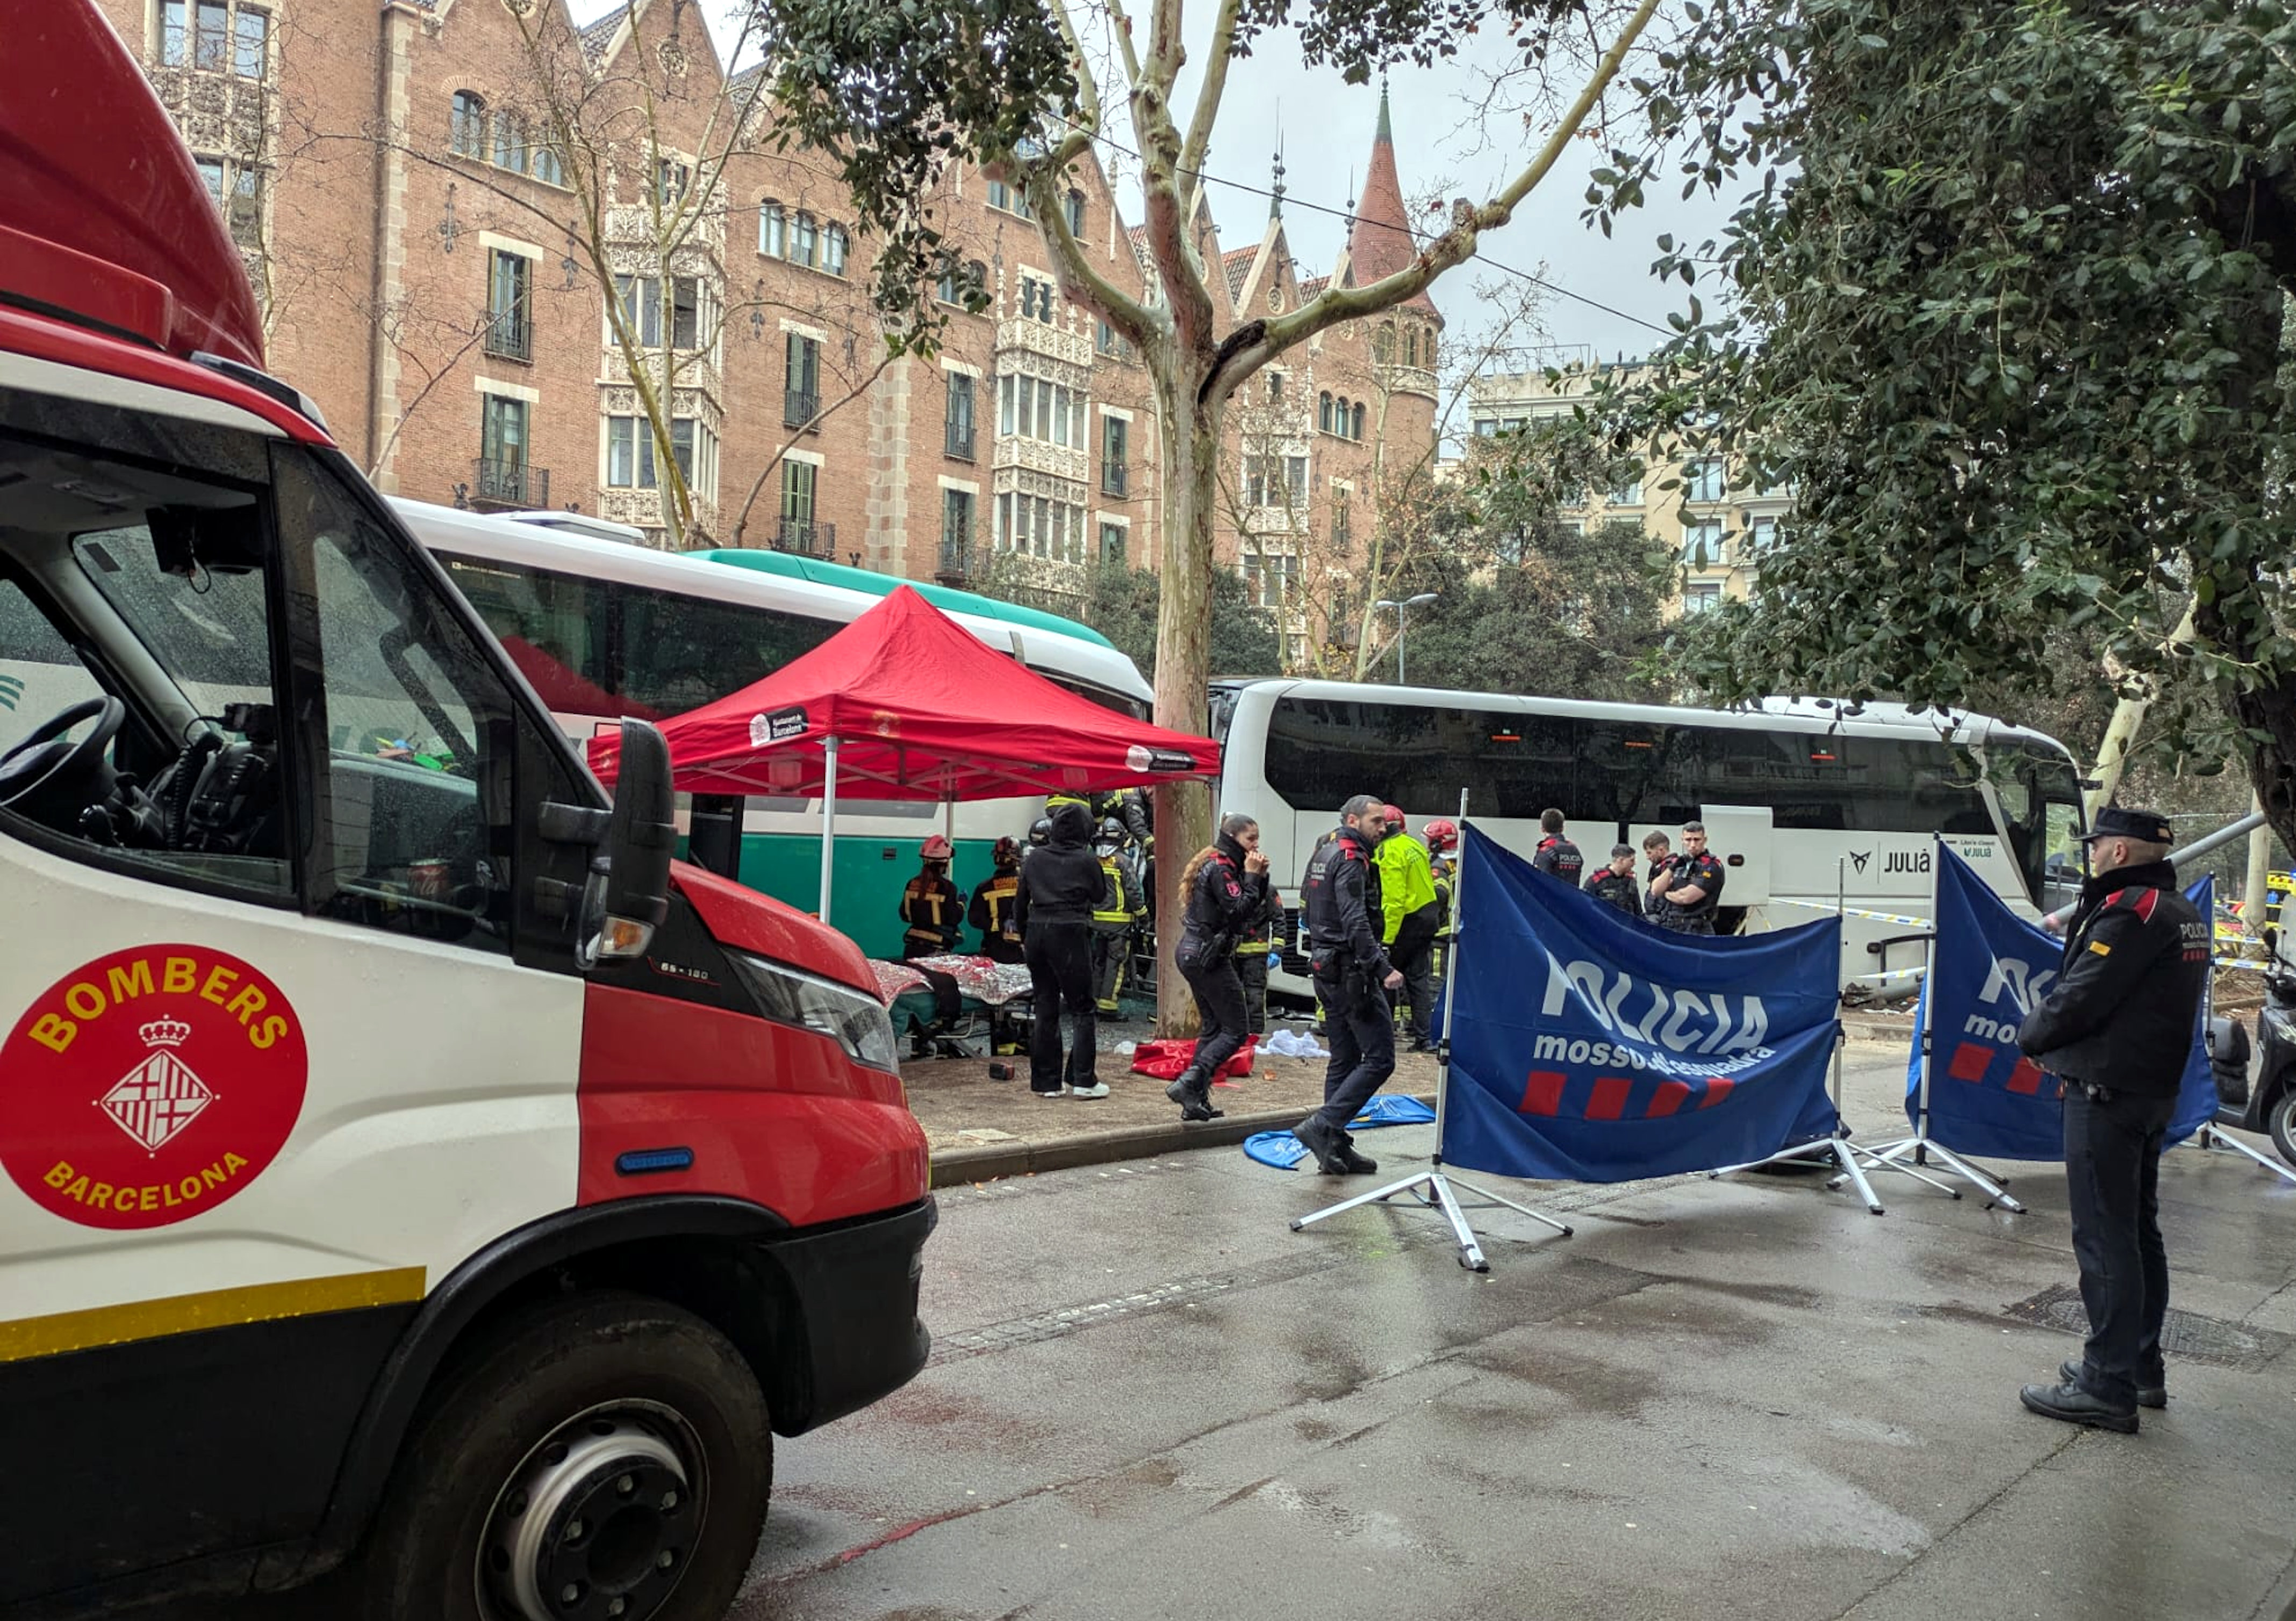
<box><xmin>630</xmin><ymin>1</ymin><xmax>1725</xmax><ymax>373</ymax></box>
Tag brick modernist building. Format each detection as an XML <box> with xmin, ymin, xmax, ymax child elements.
<box><xmin>107</xmin><ymin>0</ymin><xmax>1441</xmax><ymax>637</ymax></box>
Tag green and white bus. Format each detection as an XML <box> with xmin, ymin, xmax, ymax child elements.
<box><xmin>396</xmin><ymin>500</ymin><xmax>1151</xmax><ymax>958</ymax></box>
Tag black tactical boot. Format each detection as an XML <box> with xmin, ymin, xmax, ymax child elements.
<box><xmin>2019</xmin><ymin>1379</ymin><xmax>2139</xmax><ymax>1433</ymax></box>
<box><xmin>2060</xmin><ymin>1359</ymin><xmax>2165</xmax><ymax>1409</ymax></box>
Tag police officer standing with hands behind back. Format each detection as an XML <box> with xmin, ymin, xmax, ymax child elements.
<box><xmin>1293</xmin><ymin>794</ymin><xmax>1406</xmax><ymax>1176</ymax></box>
<box><xmin>2014</xmin><ymin>806</ymin><xmax>2209</xmax><ymax>1434</ymax></box>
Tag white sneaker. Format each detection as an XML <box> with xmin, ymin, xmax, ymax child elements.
<box><xmin>1068</xmin><ymin>1081</ymin><xmax>1111</xmax><ymax>1099</ymax></box>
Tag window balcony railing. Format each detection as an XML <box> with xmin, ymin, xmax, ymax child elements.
<box><xmin>783</xmin><ymin>388</ymin><xmax>820</xmax><ymax>429</ymax></box>
<box><xmin>936</xmin><ymin>540</ymin><xmax>971</xmax><ymax>584</ymax></box>
<box><xmin>945</xmin><ymin>422</ymin><xmax>976</xmax><ymax>462</ymax></box>
<box><xmin>472</xmin><ymin>457</ymin><xmax>546</xmax><ymax>511</ymax></box>
<box><xmin>482</xmin><ymin>313</ymin><xmax>532</xmax><ymax>363</ymax></box>
<box><xmin>777</xmin><ymin>517</ymin><xmax>833</xmax><ymax>556</ymax></box>
<box><xmin>1101</xmin><ymin>460</ymin><xmax>1128</xmax><ymax>497</ymax></box>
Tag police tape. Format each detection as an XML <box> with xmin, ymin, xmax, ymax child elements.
<box><xmin>1768</xmin><ymin>898</ymin><xmax>1935</xmax><ymax>930</ymax></box>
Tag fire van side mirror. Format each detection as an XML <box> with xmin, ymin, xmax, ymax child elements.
<box><xmin>590</xmin><ymin>719</ymin><xmax>676</xmax><ymax>964</ymax></box>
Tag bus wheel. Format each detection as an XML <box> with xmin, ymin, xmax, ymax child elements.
<box><xmin>351</xmin><ymin>1290</ymin><xmax>772</xmax><ymax>1621</ymax></box>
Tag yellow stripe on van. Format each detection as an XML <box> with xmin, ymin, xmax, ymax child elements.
<box><xmin>0</xmin><ymin>1267</ymin><xmax>426</xmax><ymax>1363</ymax></box>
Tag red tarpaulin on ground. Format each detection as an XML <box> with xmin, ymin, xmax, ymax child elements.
<box><xmin>586</xmin><ymin>584</ymin><xmax>1219</xmax><ymax>799</ymax></box>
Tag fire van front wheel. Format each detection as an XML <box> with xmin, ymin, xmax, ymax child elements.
<box><xmin>351</xmin><ymin>1290</ymin><xmax>773</xmax><ymax>1621</ymax></box>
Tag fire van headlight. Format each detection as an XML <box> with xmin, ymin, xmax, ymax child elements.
<box><xmin>729</xmin><ymin>951</ymin><xmax>900</xmax><ymax>1073</ymax></box>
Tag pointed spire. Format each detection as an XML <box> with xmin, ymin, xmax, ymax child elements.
<box><xmin>1346</xmin><ymin>86</ymin><xmax>1438</xmax><ymax>315</ymax></box>
<box><xmin>1377</xmin><ymin>74</ymin><xmax>1393</xmax><ymax>145</ymax></box>
<box><xmin>1270</xmin><ymin>137</ymin><xmax>1287</xmax><ymax>220</ymax></box>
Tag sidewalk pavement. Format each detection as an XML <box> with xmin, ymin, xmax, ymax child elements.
<box><xmin>909</xmin><ymin>1010</ymin><xmax>1923</xmax><ymax>1188</ymax></box>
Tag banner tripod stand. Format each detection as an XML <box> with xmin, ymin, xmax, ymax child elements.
<box><xmin>1707</xmin><ymin>857</ymin><xmax>1960</xmax><ymax>1214</ymax></box>
<box><xmin>1857</xmin><ymin>851</ymin><xmax>2026</xmax><ymax>1213</ymax></box>
<box><xmin>1290</xmin><ymin>794</ymin><xmax>1573</xmax><ymax>1272</ymax></box>
<box><xmin>2186</xmin><ymin>1122</ymin><xmax>2296</xmax><ymax>1183</ymax></box>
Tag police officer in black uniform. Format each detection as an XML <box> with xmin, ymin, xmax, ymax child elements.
<box><xmin>1654</xmin><ymin>820</ymin><xmax>1725</xmax><ymax>935</ymax></box>
<box><xmin>1292</xmin><ymin>793</ymin><xmax>1405</xmax><ymax>1175</ymax></box>
<box><xmin>1583</xmin><ymin>844</ymin><xmax>1644</xmax><ymax>918</ymax></box>
<box><xmin>2015</xmin><ymin>806</ymin><xmax>2209</xmax><ymax>1433</ymax></box>
<box><xmin>1532</xmin><ymin>808</ymin><xmax>1584</xmax><ymax>886</ymax></box>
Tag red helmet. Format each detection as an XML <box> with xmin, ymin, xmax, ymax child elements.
<box><xmin>1423</xmin><ymin>818</ymin><xmax>1458</xmax><ymax>852</ymax></box>
<box><xmin>921</xmin><ymin>834</ymin><xmax>954</xmax><ymax>860</ymax></box>
<box><xmin>1381</xmin><ymin>804</ymin><xmax>1407</xmax><ymax>829</ymax></box>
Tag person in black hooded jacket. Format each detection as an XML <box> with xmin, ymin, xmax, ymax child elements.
<box><xmin>1165</xmin><ymin>813</ymin><xmax>1271</xmax><ymax>1122</ymax></box>
<box><xmin>1014</xmin><ymin>800</ymin><xmax>1107</xmax><ymax>1098</ymax></box>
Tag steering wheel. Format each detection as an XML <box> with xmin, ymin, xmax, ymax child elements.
<box><xmin>0</xmin><ymin>696</ymin><xmax>127</xmax><ymax>814</ymax></box>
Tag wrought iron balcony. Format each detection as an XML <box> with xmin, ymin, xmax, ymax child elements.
<box><xmin>777</xmin><ymin>517</ymin><xmax>833</xmax><ymax>556</ymax></box>
<box><xmin>482</xmin><ymin>312</ymin><xmax>532</xmax><ymax>363</ymax></box>
<box><xmin>936</xmin><ymin>540</ymin><xmax>970</xmax><ymax>584</ymax></box>
<box><xmin>783</xmin><ymin>387</ymin><xmax>820</xmax><ymax>428</ymax></box>
<box><xmin>1101</xmin><ymin>459</ymin><xmax>1128</xmax><ymax>497</ymax></box>
<box><xmin>945</xmin><ymin>421</ymin><xmax>976</xmax><ymax>461</ymax></box>
<box><xmin>471</xmin><ymin>458</ymin><xmax>546</xmax><ymax>511</ymax></box>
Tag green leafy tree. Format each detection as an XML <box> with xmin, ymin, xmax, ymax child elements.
<box><xmin>748</xmin><ymin>0</ymin><xmax>1662</xmax><ymax>1027</ymax></box>
<box><xmin>1581</xmin><ymin>0</ymin><xmax>2296</xmax><ymax>853</ymax></box>
<box><xmin>972</xmin><ymin>555</ymin><xmax>1282</xmax><ymax>684</ymax></box>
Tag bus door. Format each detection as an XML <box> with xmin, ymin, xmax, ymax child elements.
<box><xmin>0</xmin><ymin>381</ymin><xmax>599</xmax><ymax>1600</ymax></box>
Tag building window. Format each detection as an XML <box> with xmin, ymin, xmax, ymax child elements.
<box><xmin>1267</xmin><ymin>372</ymin><xmax>1283</xmax><ymax>403</ymax></box>
<box><xmin>1473</xmin><ymin>418</ymin><xmax>1498</xmax><ymax>437</ymax></box>
<box><xmin>946</xmin><ymin>372</ymin><xmax>975</xmax><ymax>460</ymax></box>
<box><xmin>987</xmin><ymin>178</ymin><xmax>1032</xmax><ymax>218</ymax></box>
<box><xmin>1609</xmin><ymin>471</ymin><xmax>1642</xmax><ymax>505</ymax></box>
<box><xmin>785</xmin><ymin>333</ymin><xmax>821</xmax><ymax>427</ymax></box>
<box><xmin>1683</xmin><ymin>519</ymin><xmax>1726</xmax><ymax>566</ymax></box>
<box><xmin>1331</xmin><ymin>487</ymin><xmax>1352</xmax><ymax>549</ymax></box>
<box><xmin>1351</xmin><ymin>403</ymin><xmax>1366</xmax><ymax>440</ymax></box>
<box><xmin>1683</xmin><ymin>583</ymin><xmax>1722</xmax><ymax>615</ymax></box>
<box><xmin>996</xmin><ymin>372</ymin><xmax>1085</xmax><ymax>448</ymax></box>
<box><xmin>1404</xmin><ymin>327</ymin><xmax>1419</xmax><ymax>366</ymax></box>
<box><xmin>1685</xmin><ymin>458</ymin><xmax>1726</xmax><ymax>503</ymax></box>
<box><xmin>824</xmin><ymin>225</ymin><xmax>849</xmax><ymax>276</ymax></box>
<box><xmin>189</xmin><ymin>0</ymin><xmax>228</xmax><ymax>68</ymax></box>
<box><xmin>611</xmin><ymin>275</ymin><xmax>705</xmax><ymax>350</ymax></box>
<box><xmin>1063</xmin><ymin>189</ymin><xmax>1086</xmax><ymax>238</ymax></box>
<box><xmin>232</xmin><ymin>4</ymin><xmax>268</xmax><ymax>75</ymax></box>
<box><xmin>1374</xmin><ymin>324</ymin><xmax>1395</xmax><ymax>364</ymax></box>
<box><xmin>485</xmin><ymin>249</ymin><xmax>531</xmax><ymax>362</ymax></box>
<box><xmin>1099</xmin><ymin>522</ymin><xmax>1126</xmax><ymax>565</ymax></box>
<box><xmin>1102</xmin><ymin>417</ymin><xmax>1128</xmax><ymax>496</ymax></box>
<box><xmin>479</xmin><ymin>394</ymin><xmax>529</xmax><ymax>500</ymax></box>
<box><xmin>491</xmin><ymin>110</ymin><xmax>525</xmax><ymax>173</ymax></box>
<box><xmin>606</xmin><ymin>417</ymin><xmax>655</xmax><ymax>488</ymax></box>
<box><xmin>530</xmin><ymin>139</ymin><xmax>565</xmax><ymax>187</ymax></box>
<box><xmin>779</xmin><ymin>461</ymin><xmax>817</xmax><ymax>544</ymax></box>
<box><xmin>941</xmin><ymin>487</ymin><xmax>974</xmax><ymax>565</ymax></box>
<box><xmin>450</xmin><ymin>91</ymin><xmax>487</xmax><ymax>159</ymax></box>
<box><xmin>791</xmin><ymin>212</ymin><xmax>818</xmax><ymax>269</ymax></box>
<box><xmin>160</xmin><ymin>0</ymin><xmax>189</xmax><ymax>64</ymax></box>
<box><xmin>657</xmin><ymin>158</ymin><xmax>690</xmax><ymax>207</ymax></box>
<box><xmin>1319</xmin><ymin>392</ymin><xmax>1334</xmax><ymax>433</ymax></box>
<box><xmin>1018</xmin><ymin>272</ymin><xmax>1057</xmax><ymax>324</ymax></box>
<box><xmin>1746</xmin><ymin>515</ymin><xmax>1779</xmax><ymax>555</ymax></box>
<box><xmin>1425</xmin><ymin>331</ymin><xmax>1439</xmax><ymax>367</ymax></box>
<box><xmin>194</xmin><ymin>155</ymin><xmax>263</xmax><ymax>250</ymax></box>
<box><xmin>669</xmin><ymin>278</ymin><xmax>701</xmax><ymax>350</ymax></box>
<box><xmin>760</xmin><ymin>201</ymin><xmax>786</xmax><ymax>257</ymax></box>
<box><xmin>1287</xmin><ymin>455</ymin><xmax>1308</xmax><ymax>506</ymax></box>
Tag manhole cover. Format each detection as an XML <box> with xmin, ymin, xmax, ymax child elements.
<box><xmin>2003</xmin><ymin>1283</ymin><xmax>2292</xmax><ymax>1370</ymax></box>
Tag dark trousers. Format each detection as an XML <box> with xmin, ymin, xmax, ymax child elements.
<box><xmin>2063</xmin><ymin>1086</ymin><xmax>2177</xmax><ymax>1408</ymax></box>
<box><xmin>1178</xmin><ymin>944</ymin><xmax>1250</xmax><ymax>1082</ymax></box>
<box><xmin>1311</xmin><ymin>966</ymin><xmax>1395</xmax><ymax>1133</ymax></box>
<box><xmin>1388</xmin><ymin>910</ymin><xmax>1438</xmax><ymax>1045</ymax></box>
<box><xmin>1024</xmin><ymin>919</ymin><xmax>1099</xmax><ymax>1093</ymax></box>
<box><xmin>1089</xmin><ymin>929</ymin><xmax>1128</xmax><ymax>1013</ymax></box>
<box><xmin>1235</xmin><ymin>950</ymin><xmax>1271</xmax><ymax>1035</ymax></box>
<box><xmin>1660</xmin><ymin>914</ymin><xmax>1715</xmax><ymax>937</ymax></box>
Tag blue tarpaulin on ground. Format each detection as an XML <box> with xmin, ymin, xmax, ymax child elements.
<box><xmin>1905</xmin><ymin>847</ymin><xmax>2215</xmax><ymax>1158</ymax></box>
<box><xmin>1439</xmin><ymin>826</ymin><xmax>1841</xmax><ymax>1183</ymax></box>
<box><xmin>1242</xmin><ymin>1095</ymin><xmax>1437</xmax><ymax>1170</ymax></box>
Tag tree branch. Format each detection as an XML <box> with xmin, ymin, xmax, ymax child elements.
<box><xmin>1176</xmin><ymin>0</ymin><xmax>1243</xmax><ymax>225</ymax></box>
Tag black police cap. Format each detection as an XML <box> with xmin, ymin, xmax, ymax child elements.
<box><xmin>2079</xmin><ymin>806</ymin><xmax>2175</xmax><ymax>844</ymax></box>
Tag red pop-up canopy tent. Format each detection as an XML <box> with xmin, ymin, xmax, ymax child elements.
<box><xmin>586</xmin><ymin>585</ymin><xmax>1219</xmax><ymax>924</ymax></box>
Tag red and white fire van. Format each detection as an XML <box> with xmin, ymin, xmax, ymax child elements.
<box><xmin>0</xmin><ymin>9</ymin><xmax>932</xmax><ymax>1618</ymax></box>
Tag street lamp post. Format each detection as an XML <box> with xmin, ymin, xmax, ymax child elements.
<box><xmin>1375</xmin><ymin>592</ymin><xmax>1438</xmax><ymax>686</ymax></box>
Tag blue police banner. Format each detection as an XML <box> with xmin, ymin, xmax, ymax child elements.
<box><xmin>1441</xmin><ymin>825</ymin><xmax>1842</xmax><ymax>1182</ymax></box>
<box><xmin>1907</xmin><ymin>848</ymin><xmax>2215</xmax><ymax>1157</ymax></box>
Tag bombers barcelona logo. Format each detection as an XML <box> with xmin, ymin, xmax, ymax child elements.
<box><xmin>2</xmin><ymin>946</ymin><xmax>308</xmax><ymax>1230</ymax></box>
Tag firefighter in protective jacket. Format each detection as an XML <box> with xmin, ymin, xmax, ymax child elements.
<box><xmin>900</xmin><ymin>835</ymin><xmax>964</xmax><ymax>957</ymax></box>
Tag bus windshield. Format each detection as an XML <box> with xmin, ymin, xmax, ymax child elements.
<box><xmin>1984</xmin><ymin>733</ymin><xmax>2086</xmax><ymax>907</ymax></box>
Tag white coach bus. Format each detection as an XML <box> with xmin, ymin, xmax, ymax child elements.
<box><xmin>1208</xmin><ymin>678</ymin><xmax>2087</xmax><ymax>993</ymax></box>
<box><xmin>392</xmin><ymin>500</ymin><xmax>1152</xmax><ymax>957</ymax></box>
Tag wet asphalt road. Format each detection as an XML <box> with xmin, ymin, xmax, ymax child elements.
<box><xmin>726</xmin><ymin>1049</ymin><xmax>2296</xmax><ymax>1621</ymax></box>
<box><xmin>191</xmin><ymin>1049</ymin><xmax>2296</xmax><ymax>1620</ymax></box>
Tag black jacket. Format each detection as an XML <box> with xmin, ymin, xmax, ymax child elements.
<box><xmin>1533</xmin><ymin>835</ymin><xmax>1585</xmax><ymax>886</ymax></box>
<box><xmin>1015</xmin><ymin>802</ymin><xmax>1103</xmax><ymax>929</ymax></box>
<box><xmin>1583</xmin><ymin>866</ymin><xmax>1642</xmax><ymax>918</ymax></box>
<box><xmin>2017</xmin><ymin>859</ymin><xmax>2209</xmax><ymax>1096</ymax></box>
<box><xmin>1179</xmin><ymin>834</ymin><xmax>1268</xmax><ymax>959</ymax></box>
<box><xmin>1302</xmin><ymin>823</ymin><xmax>1391</xmax><ymax>980</ymax></box>
<box><xmin>968</xmin><ymin>866</ymin><xmax>1024</xmax><ymax>963</ymax></box>
<box><xmin>1658</xmin><ymin>849</ymin><xmax>1725</xmax><ymax>923</ymax></box>
<box><xmin>899</xmin><ymin>871</ymin><xmax>964</xmax><ymax>951</ymax></box>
